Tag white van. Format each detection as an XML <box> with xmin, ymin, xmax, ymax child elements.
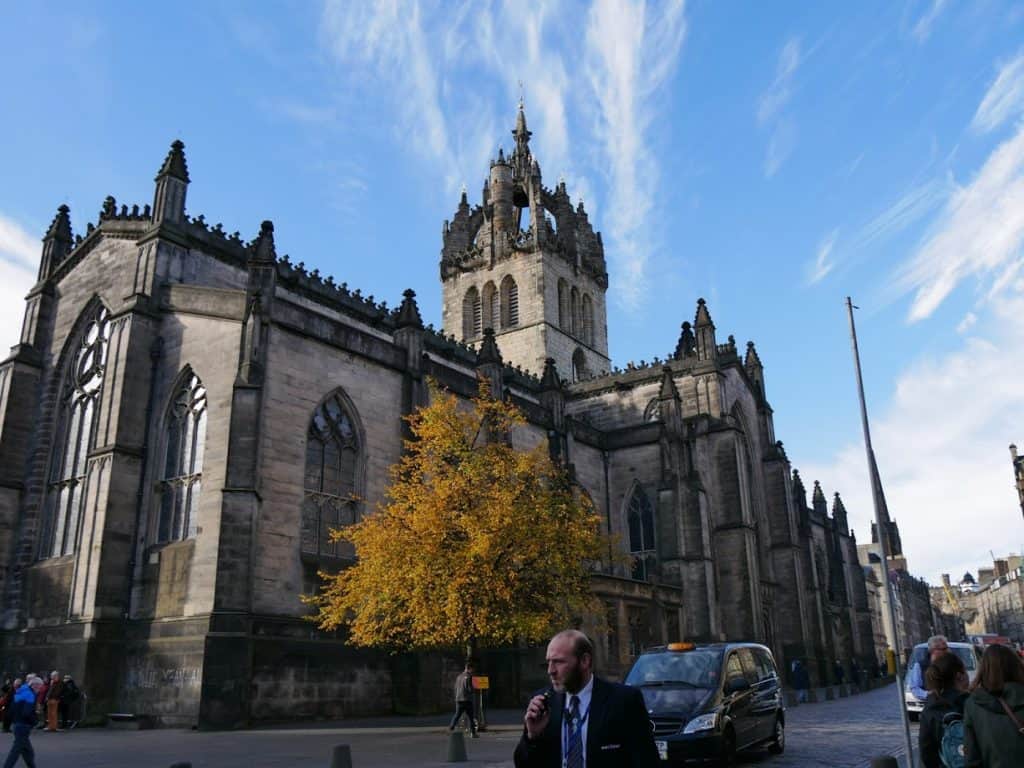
<box><xmin>904</xmin><ymin>641</ymin><xmax>978</xmax><ymax>720</ymax></box>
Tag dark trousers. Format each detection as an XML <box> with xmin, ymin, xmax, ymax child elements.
<box><xmin>449</xmin><ymin>700</ymin><xmax>477</xmax><ymax>733</ymax></box>
<box><xmin>3</xmin><ymin>725</ymin><xmax>36</xmax><ymax>768</ymax></box>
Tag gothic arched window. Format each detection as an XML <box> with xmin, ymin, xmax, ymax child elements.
<box><xmin>582</xmin><ymin>295</ymin><xmax>594</xmax><ymax>346</ymax></box>
<box><xmin>627</xmin><ymin>484</ymin><xmax>656</xmax><ymax>581</ymax></box>
<box><xmin>501</xmin><ymin>276</ymin><xmax>519</xmax><ymax>328</ymax></box>
<box><xmin>481</xmin><ymin>281</ymin><xmax>498</xmax><ymax>332</ymax></box>
<box><xmin>462</xmin><ymin>287</ymin><xmax>482</xmax><ymax>340</ymax></box>
<box><xmin>302</xmin><ymin>391</ymin><xmax>360</xmax><ymax>560</ymax></box>
<box><xmin>156</xmin><ymin>372</ymin><xmax>207</xmax><ymax>542</ymax></box>
<box><xmin>42</xmin><ymin>304</ymin><xmax>112</xmax><ymax>558</ymax></box>
<box><xmin>558</xmin><ymin>279</ymin><xmax>569</xmax><ymax>330</ymax></box>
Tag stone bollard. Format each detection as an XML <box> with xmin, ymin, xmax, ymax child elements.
<box><xmin>330</xmin><ymin>745</ymin><xmax>353</xmax><ymax>768</ymax></box>
<box><xmin>869</xmin><ymin>757</ymin><xmax>899</xmax><ymax>768</ymax></box>
<box><xmin>447</xmin><ymin>731</ymin><xmax>468</xmax><ymax>762</ymax></box>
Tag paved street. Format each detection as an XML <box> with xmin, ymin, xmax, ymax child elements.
<box><xmin>12</xmin><ymin>682</ymin><xmax>915</xmax><ymax>768</ymax></box>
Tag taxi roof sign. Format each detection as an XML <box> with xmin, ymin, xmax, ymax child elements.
<box><xmin>667</xmin><ymin>642</ymin><xmax>695</xmax><ymax>652</ymax></box>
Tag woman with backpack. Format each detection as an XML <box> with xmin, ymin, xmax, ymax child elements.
<box><xmin>964</xmin><ymin>644</ymin><xmax>1024</xmax><ymax>767</ymax></box>
<box><xmin>919</xmin><ymin>652</ymin><xmax>970</xmax><ymax>767</ymax></box>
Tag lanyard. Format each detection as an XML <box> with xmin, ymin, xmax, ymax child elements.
<box><xmin>561</xmin><ymin>698</ymin><xmax>590</xmax><ymax>768</ymax></box>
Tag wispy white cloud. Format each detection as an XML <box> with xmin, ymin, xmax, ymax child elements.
<box><xmin>0</xmin><ymin>214</ymin><xmax>38</xmax><ymax>269</ymax></box>
<box><xmin>582</xmin><ymin>0</ymin><xmax>687</xmax><ymax>307</ymax></box>
<box><xmin>318</xmin><ymin>0</ymin><xmax>686</xmax><ymax>310</ymax></box>
<box><xmin>807</xmin><ymin>228</ymin><xmax>838</xmax><ymax>284</ymax></box>
<box><xmin>972</xmin><ymin>50</ymin><xmax>1024</xmax><ymax>133</ymax></box>
<box><xmin>758</xmin><ymin>38</ymin><xmax>801</xmax><ymax>125</ymax></box>
<box><xmin>896</xmin><ymin>122</ymin><xmax>1024</xmax><ymax>321</ymax></box>
<box><xmin>799</xmin><ymin>54</ymin><xmax>1024</xmax><ymax>583</ymax></box>
<box><xmin>0</xmin><ymin>213</ymin><xmax>41</xmax><ymax>350</ymax></box>
<box><xmin>858</xmin><ymin>176</ymin><xmax>952</xmax><ymax>248</ymax></box>
<box><xmin>758</xmin><ymin>37</ymin><xmax>801</xmax><ymax>178</ymax></box>
<box><xmin>798</xmin><ymin>288</ymin><xmax>1024</xmax><ymax>585</ymax></box>
<box><xmin>911</xmin><ymin>0</ymin><xmax>949</xmax><ymax>43</ymax></box>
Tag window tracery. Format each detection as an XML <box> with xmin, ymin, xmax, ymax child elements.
<box><xmin>627</xmin><ymin>484</ymin><xmax>656</xmax><ymax>581</ymax></box>
<box><xmin>42</xmin><ymin>305</ymin><xmax>112</xmax><ymax>558</ymax></box>
<box><xmin>302</xmin><ymin>392</ymin><xmax>360</xmax><ymax>559</ymax></box>
<box><xmin>156</xmin><ymin>373</ymin><xmax>207</xmax><ymax>542</ymax></box>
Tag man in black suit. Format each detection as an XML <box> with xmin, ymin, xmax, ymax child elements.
<box><xmin>514</xmin><ymin>629</ymin><xmax>659</xmax><ymax>768</ymax></box>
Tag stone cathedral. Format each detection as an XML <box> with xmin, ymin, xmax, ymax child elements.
<box><xmin>0</xmin><ymin>108</ymin><xmax>876</xmax><ymax>727</ymax></box>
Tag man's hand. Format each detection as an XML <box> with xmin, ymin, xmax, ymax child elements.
<box><xmin>523</xmin><ymin>693</ymin><xmax>551</xmax><ymax>740</ymax></box>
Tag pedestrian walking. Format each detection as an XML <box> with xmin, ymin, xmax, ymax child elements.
<box><xmin>833</xmin><ymin>659</ymin><xmax>845</xmax><ymax>685</ymax></box>
<box><xmin>44</xmin><ymin>671</ymin><xmax>62</xmax><ymax>732</ymax></box>
<box><xmin>514</xmin><ymin>629</ymin><xmax>658</xmax><ymax>768</ymax></box>
<box><xmin>963</xmin><ymin>643</ymin><xmax>1024</xmax><ymax>767</ymax></box>
<box><xmin>448</xmin><ymin>662</ymin><xmax>478</xmax><ymax>738</ymax></box>
<box><xmin>59</xmin><ymin>675</ymin><xmax>80</xmax><ymax>728</ymax></box>
<box><xmin>918</xmin><ymin>651</ymin><xmax>968</xmax><ymax>768</ymax></box>
<box><xmin>791</xmin><ymin>659</ymin><xmax>810</xmax><ymax>703</ymax></box>
<box><xmin>3</xmin><ymin>677</ymin><xmax>41</xmax><ymax>768</ymax></box>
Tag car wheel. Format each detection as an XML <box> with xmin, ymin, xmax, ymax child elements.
<box><xmin>767</xmin><ymin>716</ymin><xmax>785</xmax><ymax>754</ymax></box>
<box><xmin>908</xmin><ymin>711</ymin><xmax>919</xmax><ymax>722</ymax></box>
<box><xmin>717</xmin><ymin>728</ymin><xmax>737</xmax><ymax>767</ymax></box>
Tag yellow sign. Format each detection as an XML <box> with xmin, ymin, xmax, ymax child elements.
<box><xmin>472</xmin><ymin>675</ymin><xmax>490</xmax><ymax>690</ymax></box>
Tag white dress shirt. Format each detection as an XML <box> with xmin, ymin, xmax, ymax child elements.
<box><xmin>563</xmin><ymin>674</ymin><xmax>594</xmax><ymax>768</ymax></box>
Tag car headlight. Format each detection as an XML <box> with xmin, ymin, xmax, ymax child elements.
<box><xmin>683</xmin><ymin>713</ymin><xmax>718</xmax><ymax>734</ymax></box>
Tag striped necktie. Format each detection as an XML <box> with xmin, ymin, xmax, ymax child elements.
<box><xmin>566</xmin><ymin>695</ymin><xmax>583</xmax><ymax>768</ymax></box>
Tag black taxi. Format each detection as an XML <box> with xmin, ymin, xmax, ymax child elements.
<box><xmin>624</xmin><ymin>642</ymin><xmax>785</xmax><ymax>765</ymax></box>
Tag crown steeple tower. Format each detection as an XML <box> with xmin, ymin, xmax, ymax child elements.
<box><xmin>440</xmin><ymin>104</ymin><xmax>610</xmax><ymax>380</ymax></box>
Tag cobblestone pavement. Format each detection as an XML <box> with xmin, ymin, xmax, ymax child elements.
<box><xmin>9</xmin><ymin>682</ymin><xmax>916</xmax><ymax>767</ymax></box>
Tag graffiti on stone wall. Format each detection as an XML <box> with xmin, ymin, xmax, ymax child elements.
<box><xmin>124</xmin><ymin>664</ymin><xmax>200</xmax><ymax>689</ymax></box>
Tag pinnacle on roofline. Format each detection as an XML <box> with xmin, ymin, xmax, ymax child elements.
<box><xmin>156</xmin><ymin>139</ymin><xmax>190</xmax><ymax>183</ymax></box>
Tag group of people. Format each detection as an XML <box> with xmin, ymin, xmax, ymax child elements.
<box><xmin>915</xmin><ymin>634</ymin><xmax>1024</xmax><ymax>768</ymax></box>
<box><xmin>0</xmin><ymin>671</ymin><xmax>80</xmax><ymax>768</ymax></box>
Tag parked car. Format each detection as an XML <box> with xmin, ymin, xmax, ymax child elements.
<box><xmin>904</xmin><ymin>641</ymin><xmax>978</xmax><ymax>720</ymax></box>
<box><xmin>625</xmin><ymin>642</ymin><xmax>785</xmax><ymax>766</ymax></box>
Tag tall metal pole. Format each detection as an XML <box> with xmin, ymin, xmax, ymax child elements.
<box><xmin>846</xmin><ymin>297</ymin><xmax>915</xmax><ymax>767</ymax></box>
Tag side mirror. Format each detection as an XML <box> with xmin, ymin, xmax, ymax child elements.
<box><xmin>725</xmin><ymin>676</ymin><xmax>750</xmax><ymax>694</ymax></box>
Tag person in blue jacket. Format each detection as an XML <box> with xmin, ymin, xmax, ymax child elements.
<box><xmin>3</xmin><ymin>677</ymin><xmax>42</xmax><ymax>768</ymax></box>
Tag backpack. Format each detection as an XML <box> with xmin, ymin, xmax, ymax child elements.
<box><xmin>940</xmin><ymin>711</ymin><xmax>965</xmax><ymax>768</ymax></box>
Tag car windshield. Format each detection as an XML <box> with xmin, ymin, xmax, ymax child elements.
<box><xmin>910</xmin><ymin>644</ymin><xmax>977</xmax><ymax>671</ymax></box>
<box><xmin>625</xmin><ymin>650</ymin><xmax>723</xmax><ymax>689</ymax></box>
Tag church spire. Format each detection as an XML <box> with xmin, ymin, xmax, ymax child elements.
<box><xmin>512</xmin><ymin>99</ymin><xmax>532</xmax><ymax>156</ymax></box>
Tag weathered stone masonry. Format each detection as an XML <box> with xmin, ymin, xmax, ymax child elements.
<box><xmin>0</xmin><ymin>112</ymin><xmax>876</xmax><ymax>727</ymax></box>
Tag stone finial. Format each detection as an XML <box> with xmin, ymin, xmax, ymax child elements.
<box><xmin>475</xmin><ymin>328</ymin><xmax>503</xmax><ymax>366</ymax></box>
<box><xmin>540</xmin><ymin>357</ymin><xmax>562</xmax><ymax>391</ymax></box>
<box><xmin>695</xmin><ymin>297</ymin><xmax>713</xmax><ymax>327</ymax></box>
<box><xmin>675</xmin><ymin>321</ymin><xmax>695</xmax><ymax>359</ymax></box>
<box><xmin>396</xmin><ymin>288</ymin><xmax>423</xmax><ymax>329</ymax></box>
<box><xmin>812</xmin><ymin>480</ymin><xmax>828</xmax><ymax>515</ymax></box>
<box><xmin>101</xmin><ymin>196</ymin><xmax>117</xmax><ymax>219</ymax></box>
<box><xmin>832</xmin><ymin>492</ymin><xmax>849</xmax><ymax>531</ymax></box>
<box><xmin>156</xmin><ymin>139</ymin><xmax>190</xmax><ymax>182</ymax></box>
<box><xmin>745</xmin><ymin>341</ymin><xmax>762</xmax><ymax>369</ymax></box>
<box><xmin>251</xmin><ymin>220</ymin><xmax>276</xmax><ymax>262</ymax></box>
<box><xmin>44</xmin><ymin>205</ymin><xmax>72</xmax><ymax>244</ymax></box>
<box><xmin>792</xmin><ymin>469</ymin><xmax>806</xmax><ymax>498</ymax></box>
<box><xmin>39</xmin><ymin>204</ymin><xmax>73</xmax><ymax>280</ymax></box>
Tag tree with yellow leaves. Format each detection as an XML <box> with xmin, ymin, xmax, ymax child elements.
<box><xmin>305</xmin><ymin>381</ymin><xmax>608</xmax><ymax>656</ymax></box>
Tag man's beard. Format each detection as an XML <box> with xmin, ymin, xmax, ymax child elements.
<box><xmin>560</xmin><ymin>662</ymin><xmax>585</xmax><ymax>694</ymax></box>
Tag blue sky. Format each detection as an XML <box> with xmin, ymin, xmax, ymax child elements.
<box><xmin>2</xmin><ymin>0</ymin><xmax>1024</xmax><ymax>584</ymax></box>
